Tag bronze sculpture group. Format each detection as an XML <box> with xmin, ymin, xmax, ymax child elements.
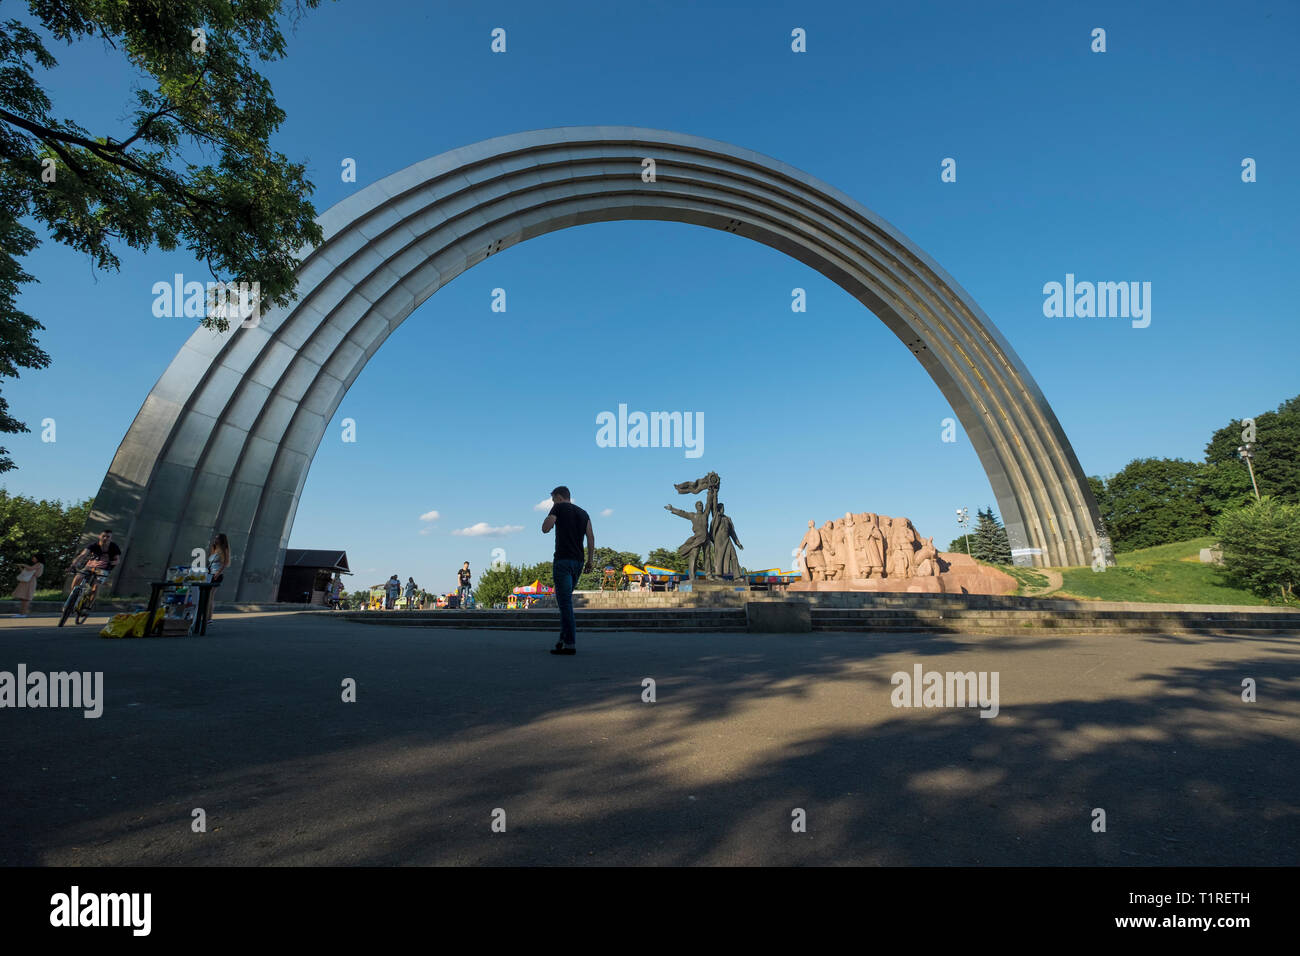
<box><xmin>664</xmin><ymin>471</ymin><xmax>744</xmax><ymax>580</ymax></box>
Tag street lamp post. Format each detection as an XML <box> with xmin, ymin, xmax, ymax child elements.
<box><xmin>1237</xmin><ymin>443</ymin><xmax>1262</xmax><ymax>502</ymax></box>
<box><xmin>956</xmin><ymin>507</ymin><xmax>971</xmax><ymax>555</ymax></box>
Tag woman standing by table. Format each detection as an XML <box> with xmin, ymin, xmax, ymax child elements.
<box><xmin>206</xmin><ymin>533</ymin><xmax>230</xmax><ymax>628</ymax></box>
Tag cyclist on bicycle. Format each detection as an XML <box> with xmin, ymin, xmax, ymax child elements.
<box><xmin>68</xmin><ymin>529</ymin><xmax>122</xmax><ymax>597</ymax></box>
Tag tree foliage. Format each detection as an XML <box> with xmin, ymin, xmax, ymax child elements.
<box><xmin>1203</xmin><ymin>396</ymin><xmax>1300</xmax><ymax>508</ymax></box>
<box><xmin>969</xmin><ymin>507</ymin><xmax>1012</xmax><ymax>564</ymax></box>
<box><xmin>1212</xmin><ymin>496</ymin><xmax>1300</xmax><ymax>602</ymax></box>
<box><xmin>1082</xmin><ymin>394</ymin><xmax>1299</xmax><ymax>556</ymax></box>
<box><xmin>1100</xmin><ymin>457</ymin><xmax>1211</xmax><ymax>552</ymax></box>
<box><xmin>474</xmin><ymin>561</ymin><xmax>555</xmax><ymax>609</ymax></box>
<box><xmin>0</xmin><ymin>490</ymin><xmax>91</xmax><ymax>593</ymax></box>
<box><xmin>646</xmin><ymin>547</ymin><xmax>688</xmax><ymax>572</ymax></box>
<box><xmin>0</xmin><ymin>1</ymin><xmax>326</xmax><ymax>471</ymax></box>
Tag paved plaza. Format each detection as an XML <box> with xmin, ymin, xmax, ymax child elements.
<box><xmin>1</xmin><ymin>613</ymin><xmax>1296</xmax><ymax>866</ymax></box>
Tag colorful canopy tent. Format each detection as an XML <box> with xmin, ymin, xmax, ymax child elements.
<box><xmin>745</xmin><ymin>568</ymin><xmax>803</xmax><ymax>584</ymax></box>
<box><xmin>643</xmin><ymin>564</ymin><xmax>687</xmax><ymax>579</ymax></box>
<box><xmin>512</xmin><ymin>580</ymin><xmax>554</xmax><ymax>595</ymax></box>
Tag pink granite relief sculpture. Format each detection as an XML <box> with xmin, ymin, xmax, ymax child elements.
<box><xmin>791</xmin><ymin>513</ymin><xmax>1016</xmax><ymax>595</ymax></box>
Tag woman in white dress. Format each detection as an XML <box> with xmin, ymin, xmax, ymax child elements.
<box><xmin>206</xmin><ymin>533</ymin><xmax>231</xmax><ymax>627</ymax></box>
<box><xmin>10</xmin><ymin>553</ymin><xmax>44</xmax><ymax>617</ymax></box>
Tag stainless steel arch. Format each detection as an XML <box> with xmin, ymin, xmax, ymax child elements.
<box><xmin>89</xmin><ymin>126</ymin><xmax>1107</xmax><ymax>600</ymax></box>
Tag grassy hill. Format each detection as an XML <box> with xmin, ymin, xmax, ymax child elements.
<box><xmin>1055</xmin><ymin>537</ymin><xmax>1269</xmax><ymax>606</ymax></box>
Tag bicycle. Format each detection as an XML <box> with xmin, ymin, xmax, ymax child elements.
<box><xmin>59</xmin><ymin>566</ymin><xmax>111</xmax><ymax>627</ymax></box>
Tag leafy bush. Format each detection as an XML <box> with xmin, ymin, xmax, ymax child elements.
<box><xmin>1213</xmin><ymin>497</ymin><xmax>1300</xmax><ymax>602</ymax></box>
<box><xmin>475</xmin><ymin>561</ymin><xmax>555</xmax><ymax>608</ymax></box>
<box><xmin>0</xmin><ymin>491</ymin><xmax>92</xmax><ymax>594</ymax></box>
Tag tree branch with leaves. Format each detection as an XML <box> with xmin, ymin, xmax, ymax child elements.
<box><xmin>0</xmin><ymin>1</ymin><xmax>327</xmax><ymax>473</ymax></box>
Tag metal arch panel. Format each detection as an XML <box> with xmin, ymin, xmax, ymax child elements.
<box><xmin>87</xmin><ymin>127</ymin><xmax>1106</xmax><ymax>599</ymax></box>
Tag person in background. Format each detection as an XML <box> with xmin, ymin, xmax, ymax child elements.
<box><xmin>206</xmin><ymin>533</ymin><xmax>230</xmax><ymax>628</ymax></box>
<box><xmin>405</xmin><ymin>576</ymin><xmax>418</xmax><ymax>609</ymax></box>
<box><xmin>541</xmin><ymin>485</ymin><xmax>594</xmax><ymax>655</ymax></box>
<box><xmin>385</xmin><ymin>574</ymin><xmax>401</xmax><ymax>610</ymax></box>
<box><xmin>9</xmin><ymin>552</ymin><xmax>45</xmax><ymax>617</ymax></box>
<box><xmin>457</xmin><ymin>562</ymin><xmax>472</xmax><ymax>606</ymax></box>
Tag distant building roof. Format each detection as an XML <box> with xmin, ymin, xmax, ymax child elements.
<box><xmin>283</xmin><ymin>549</ymin><xmax>350</xmax><ymax>573</ymax></box>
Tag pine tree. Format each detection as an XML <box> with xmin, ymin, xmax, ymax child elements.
<box><xmin>970</xmin><ymin>507</ymin><xmax>1013</xmax><ymax>564</ymax></box>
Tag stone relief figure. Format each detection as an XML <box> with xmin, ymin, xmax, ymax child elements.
<box><xmin>792</xmin><ymin>512</ymin><xmax>951</xmax><ymax>583</ymax></box>
<box><xmin>795</xmin><ymin>519</ymin><xmax>825</xmax><ymax>583</ymax></box>
<box><xmin>841</xmin><ymin>512</ymin><xmax>863</xmax><ymax>580</ymax></box>
<box><xmin>821</xmin><ymin>519</ymin><xmax>845</xmax><ymax>581</ymax></box>
<box><xmin>887</xmin><ymin>517</ymin><xmax>916</xmax><ymax>579</ymax></box>
<box><xmin>913</xmin><ymin>536</ymin><xmax>940</xmax><ymax>577</ymax></box>
<box><xmin>862</xmin><ymin>515</ymin><xmax>886</xmax><ymax>578</ymax></box>
<box><xmin>787</xmin><ymin>510</ymin><xmax>1014</xmax><ymax>596</ymax></box>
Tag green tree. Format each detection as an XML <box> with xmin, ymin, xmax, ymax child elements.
<box><xmin>475</xmin><ymin>561</ymin><xmax>555</xmax><ymax>608</ymax></box>
<box><xmin>646</xmin><ymin>547</ymin><xmax>688</xmax><ymax>572</ymax></box>
<box><xmin>1196</xmin><ymin>460</ymin><xmax>1254</xmax><ymax>519</ymax></box>
<box><xmin>0</xmin><ymin>490</ymin><xmax>92</xmax><ymax>593</ymax></box>
<box><xmin>969</xmin><ymin>507</ymin><xmax>1012</xmax><ymax>564</ymax></box>
<box><xmin>1212</xmin><ymin>496</ymin><xmax>1300</xmax><ymax>602</ymax></box>
<box><xmin>1104</xmin><ymin>457</ymin><xmax>1211</xmax><ymax>552</ymax></box>
<box><xmin>1203</xmin><ymin>395</ymin><xmax>1300</xmax><ymax>510</ymax></box>
<box><xmin>0</xmin><ymin>1</ymin><xmax>326</xmax><ymax>472</ymax></box>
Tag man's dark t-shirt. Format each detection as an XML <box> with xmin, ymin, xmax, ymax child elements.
<box><xmin>85</xmin><ymin>542</ymin><xmax>122</xmax><ymax>566</ymax></box>
<box><xmin>548</xmin><ymin>502</ymin><xmax>590</xmax><ymax>562</ymax></box>
<box><xmin>458</xmin><ymin>568</ymin><xmax>472</xmax><ymax>588</ymax></box>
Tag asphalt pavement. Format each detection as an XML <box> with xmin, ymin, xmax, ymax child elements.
<box><xmin>1</xmin><ymin>611</ymin><xmax>1296</xmax><ymax>865</ymax></box>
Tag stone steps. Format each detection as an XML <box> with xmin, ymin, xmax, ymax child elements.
<box><xmin>570</xmin><ymin>591</ymin><xmax>1297</xmax><ymax>614</ymax></box>
<box><xmin>333</xmin><ymin>604</ymin><xmax>1300</xmax><ymax>635</ymax></box>
<box><xmin>811</xmin><ymin>607</ymin><xmax>1300</xmax><ymax>634</ymax></box>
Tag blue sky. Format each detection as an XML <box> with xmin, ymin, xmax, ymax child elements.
<box><xmin>5</xmin><ymin>0</ymin><xmax>1298</xmax><ymax>590</ymax></box>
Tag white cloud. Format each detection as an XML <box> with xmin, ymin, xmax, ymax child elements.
<box><xmin>452</xmin><ymin>522</ymin><xmax>524</xmax><ymax>537</ymax></box>
<box><xmin>419</xmin><ymin>510</ymin><xmax>440</xmax><ymax>522</ymax></box>
<box><xmin>600</xmin><ymin>508</ymin><xmax>613</xmax><ymax>517</ymax></box>
<box><xmin>533</xmin><ymin>498</ymin><xmax>553</xmax><ymax>512</ymax></box>
<box><xmin>418</xmin><ymin>527</ymin><xmax>436</xmax><ymax>536</ymax></box>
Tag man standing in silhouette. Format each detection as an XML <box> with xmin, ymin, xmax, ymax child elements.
<box><xmin>542</xmin><ymin>485</ymin><xmax>594</xmax><ymax>655</ymax></box>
